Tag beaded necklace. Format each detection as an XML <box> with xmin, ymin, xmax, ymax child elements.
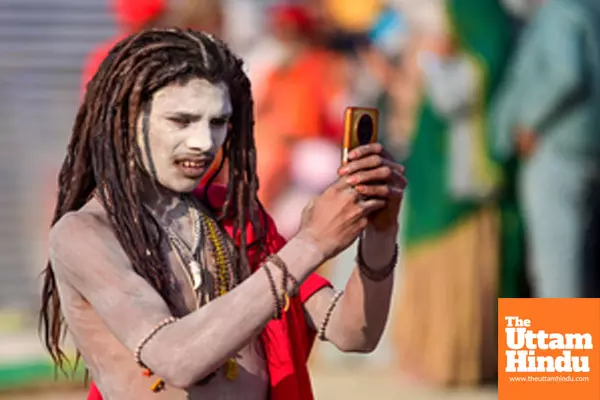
<box><xmin>160</xmin><ymin>200</ymin><xmax>204</xmax><ymax>294</ymax></box>
<box><xmin>192</xmin><ymin>197</ymin><xmax>239</xmax><ymax>380</ymax></box>
<box><xmin>146</xmin><ymin>195</ymin><xmax>239</xmax><ymax>383</ymax></box>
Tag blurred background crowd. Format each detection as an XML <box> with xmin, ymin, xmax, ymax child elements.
<box><xmin>0</xmin><ymin>0</ymin><xmax>599</xmax><ymax>398</ymax></box>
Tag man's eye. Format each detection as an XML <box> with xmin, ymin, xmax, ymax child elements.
<box><xmin>211</xmin><ymin>118</ymin><xmax>228</xmax><ymax>127</ymax></box>
<box><xmin>168</xmin><ymin>117</ymin><xmax>191</xmax><ymax>127</ymax></box>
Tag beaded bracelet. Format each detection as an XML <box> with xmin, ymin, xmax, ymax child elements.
<box><xmin>262</xmin><ymin>263</ymin><xmax>282</xmax><ymax>320</ymax></box>
<box><xmin>134</xmin><ymin>316</ymin><xmax>178</xmax><ymax>367</ymax></box>
<box><xmin>356</xmin><ymin>239</ymin><xmax>398</xmax><ymax>282</ymax></box>
<box><xmin>318</xmin><ymin>290</ymin><xmax>344</xmax><ymax>341</ymax></box>
<box><xmin>266</xmin><ymin>253</ymin><xmax>298</xmax><ymax>300</ymax></box>
<box><xmin>134</xmin><ymin>316</ymin><xmax>178</xmax><ymax>393</ymax></box>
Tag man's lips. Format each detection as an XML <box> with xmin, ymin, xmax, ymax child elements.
<box><xmin>175</xmin><ymin>157</ymin><xmax>213</xmax><ymax>178</ymax></box>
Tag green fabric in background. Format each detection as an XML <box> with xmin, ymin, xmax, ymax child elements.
<box><xmin>0</xmin><ymin>359</ymin><xmax>85</xmax><ymax>391</ymax></box>
<box><xmin>402</xmin><ymin>0</ymin><xmax>527</xmax><ymax>298</ymax></box>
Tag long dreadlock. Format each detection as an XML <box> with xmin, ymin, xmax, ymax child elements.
<box><xmin>39</xmin><ymin>28</ymin><xmax>267</xmax><ymax>371</ymax></box>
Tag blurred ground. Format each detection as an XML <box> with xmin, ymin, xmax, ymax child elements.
<box><xmin>0</xmin><ymin>368</ymin><xmax>498</xmax><ymax>400</ymax></box>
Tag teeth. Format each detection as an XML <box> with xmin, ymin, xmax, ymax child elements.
<box><xmin>181</xmin><ymin>161</ymin><xmax>202</xmax><ymax>168</ymax></box>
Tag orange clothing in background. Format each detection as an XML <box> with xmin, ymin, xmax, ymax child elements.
<box><xmin>254</xmin><ymin>48</ymin><xmax>345</xmax><ymax>207</ymax></box>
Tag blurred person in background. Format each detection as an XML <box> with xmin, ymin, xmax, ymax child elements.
<box><xmin>492</xmin><ymin>0</ymin><xmax>600</xmax><ymax>297</ymax></box>
<box><xmin>385</xmin><ymin>0</ymin><xmax>451</xmax><ymax>159</ymax></box>
<box><xmin>253</xmin><ymin>3</ymin><xmax>347</xmax><ymax>211</ymax></box>
<box><xmin>367</xmin><ymin>2</ymin><xmax>409</xmax><ymax>147</ymax></box>
<box><xmin>264</xmin><ymin>2</ymin><xmax>407</xmax><ymax>242</ymax></box>
<box><xmin>321</xmin><ymin>0</ymin><xmax>403</xmax><ymax>112</ymax></box>
<box><xmin>41</xmin><ymin>28</ymin><xmax>407</xmax><ymax>400</ymax></box>
<box><xmin>393</xmin><ymin>0</ymin><xmax>523</xmax><ymax>386</ymax></box>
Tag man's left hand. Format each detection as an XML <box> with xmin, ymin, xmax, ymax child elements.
<box><xmin>516</xmin><ymin>126</ymin><xmax>538</xmax><ymax>159</ymax></box>
<box><xmin>338</xmin><ymin>143</ymin><xmax>407</xmax><ymax>232</ymax></box>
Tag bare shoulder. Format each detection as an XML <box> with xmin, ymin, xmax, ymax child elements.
<box><xmin>49</xmin><ymin>198</ymin><xmax>128</xmax><ymax>271</ymax></box>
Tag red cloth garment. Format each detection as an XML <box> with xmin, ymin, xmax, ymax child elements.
<box><xmin>86</xmin><ymin>184</ymin><xmax>330</xmax><ymax>400</ymax></box>
<box><xmin>113</xmin><ymin>0</ymin><xmax>164</xmax><ymax>31</ymax></box>
<box><xmin>270</xmin><ymin>4</ymin><xmax>315</xmax><ymax>35</ymax></box>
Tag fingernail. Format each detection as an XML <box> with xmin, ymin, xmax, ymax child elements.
<box><xmin>339</xmin><ymin>167</ymin><xmax>349</xmax><ymax>175</ymax></box>
<box><xmin>347</xmin><ymin>176</ymin><xmax>358</xmax><ymax>185</ymax></box>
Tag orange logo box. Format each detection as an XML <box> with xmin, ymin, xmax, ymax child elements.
<box><xmin>498</xmin><ymin>298</ymin><xmax>600</xmax><ymax>400</ymax></box>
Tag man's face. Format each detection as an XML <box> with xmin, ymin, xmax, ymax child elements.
<box><xmin>136</xmin><ymin>78</ymin><xmax>232</xmax><ymax>193</ymax></box>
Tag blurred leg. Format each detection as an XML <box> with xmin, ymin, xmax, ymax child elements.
<box><xmin>521</xmin><ymin>151</ymin><xmax>587</xmax><ymax>298</ymax></box>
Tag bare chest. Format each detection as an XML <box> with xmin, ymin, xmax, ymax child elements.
<box><xmin>162</xmin><ymin>241</ymin><xmax>270</xmax><ymax>399</ymax></box>
<box><xmin>61</xmin><ymin>199</ymin><xmax>270</xmax><ymax>399</ymax></box>
<box><xmin>63</xmin><ymin>250</ymin><xmax>269</xmax><ymax>400</ymax></box>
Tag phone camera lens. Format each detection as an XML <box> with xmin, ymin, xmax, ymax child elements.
<box><xmin>357</xmin><ymin>114</ymin><xmax>374</xmax><ymax>145</ymax></box>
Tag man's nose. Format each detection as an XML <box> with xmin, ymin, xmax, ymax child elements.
<box><xmin>185</xmin><ymin>125</ymin><xmax>215</xmax><ymax>152</ymax></box>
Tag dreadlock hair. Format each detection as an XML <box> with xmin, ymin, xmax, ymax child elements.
<box><xmin>39</xmin><ymin>28</ymin><xmax>267</xmax><ymax>372</ymax></box>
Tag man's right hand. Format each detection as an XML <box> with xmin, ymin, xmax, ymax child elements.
<box><xmin>297</xmin><ymin>178</ymin><xmax>386</xmax><ymax>262</ymax></box>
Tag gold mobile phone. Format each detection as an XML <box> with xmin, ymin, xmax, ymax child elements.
<box><xmin>342</xmin><ymin>107</ymin><xmax>379</xmax><ymax>165</ymax></box>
